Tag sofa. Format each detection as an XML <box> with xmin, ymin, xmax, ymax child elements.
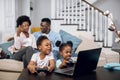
<box><xmin>0</xmin><ymin>27</ymin><xmax>41</xmax><ymax>80</ymax></box>
<box><xmin>0</xmin><ymin>28</ymin><xmax>119</xmax><ymax>80</ymax></box>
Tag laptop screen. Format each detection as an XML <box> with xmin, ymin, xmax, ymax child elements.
<box><xmin>74</xmin><ymin>48</ymin><xmax>102</xmax><ymax>76</ymax></box>
<box><xmin>54</xmin><ymin>48</ymin><xmax>102</xmax><ymax>77</ymax></box>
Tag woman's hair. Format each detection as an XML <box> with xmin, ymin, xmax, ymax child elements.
<box><xmin>16</xmin><ymin>15</ymin><xmax>31</xmax><ymax>27</ymax></box>
<box><xmin>36</xmin><ymin>36</ymin><xmax>49</xmax><ymax>48</ymax></box>
<box><xmin>59</xmin><ymin>41</ymin><xmax>73</xmax><ymax>52</ymax></box>
<box><xmin>41</xmin><ymin>18</ymin><xmax>51</xmax><ymax>25</ymax></box>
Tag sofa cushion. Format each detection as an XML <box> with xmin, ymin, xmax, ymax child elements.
<box><xmin>31</xmin><ymin>27</ymin><xmax>41</xmax><ymax>33</ymax></box>
<box><xmin>0</xmin><ymin>59</ymin><xmax>23</xmax><ymax>72</ymax></box>
<box><xmin>0</xmin><ymin>40</ymin><xmax>14</xmax><ymax>58</ymax></box>
<box><xmin>0</xmin><ymin>71</ymin><xmax>20</xmax><ymax>80</ymax></box>
<box><xmin>104</xmin><ymin>63</ymin><xmax>120</xmax><ymax>71</ymax></box>
<box><xmin>59</xmin><ymin>30</ymin><xmax>82</xmax><ymax>56</ymax></box>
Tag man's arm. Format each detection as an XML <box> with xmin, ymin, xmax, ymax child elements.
<box><xmin>33</xmin><ymin>32</ymin><xmax>42</xmax><ymax>41</ymax></box>
<box><xmin>52</xmin><ymin>33</ymin><xmax>62</xmax><ymax>51</ymax></box>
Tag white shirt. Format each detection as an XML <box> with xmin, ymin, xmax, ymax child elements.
<box><xmin>31</xmin><ymin>52</ymin><xmax>54</xmax><ymax>68</ymax></box>
<box><xmin>8</xmin><ymin>32</ymin><xmax>36</xmax><ymax>54</ymax></box>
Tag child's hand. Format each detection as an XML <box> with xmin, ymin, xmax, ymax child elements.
<box><xmin>46</xmin><ymin>66</ymin><xmax>52</xmax><ymax>72</ymax></box>
<box><xmin>43</xmin><ymin>66</ymin><xmax>48</xmax><ymax>70</ymax></box>
<box><xmin>59</xmin><ymin>60</ymin><xmax>69</xmax><ymax>69</ymax></box>
<box><xmin>63</xmin><ymin>60</ymin><xmax>69</xmax><ymax>64</ymax></box>
<box><xmin>27</xmin><ymin>64</ymin><xmax>36</xmax><ymax>74</ymax></box>
<box><xmin>43</xmin><ymin>66</ymin><xmax>51</xmax><ymax>72</ymax></box>
<box><xmin>61</xmin><ymin>60</ymin><xmax>69</xmax><ymax>67</ymax></box>
<box><xmin>43</xmin><ymin>66</ymin><xmax>53</xmax><ymax>72</ymax></box>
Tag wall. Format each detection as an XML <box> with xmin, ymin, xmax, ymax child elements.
<box><xmin>0</xmin><ymin>0</ymin><xmax>5</xmax><ymax>31</ymax></box>
<box><xmin>93</xmin><ymin>0</ymin><xmax>120</xmax><ymax>30</ymax></box>
<box><xmin>22</xmin><ymin>0</ymin><xmax>30</xmax><ymax>16</ymax></box>
<box><xmin>0</xmin><ymin>0</ymin><xmax>16</xmax><ymax>43</ymax></box>
<box><xmin>15</xmin><ymin>0</ymin><xmax>22</xmax><ymax>19</ymax></box>
<box><xmin>0</xmin><ymin>0</ymin><xmax>4</xmax><ymax>43</ymax></box>
<box><xmin>15</xmin><ymin>0</ymin><xmax>30</xmax><ymax>19</ymax></box>
<box><xmin>31</xmin><ymin>0</ymin><xmax>51</xmax><ymax>27</ymax></box>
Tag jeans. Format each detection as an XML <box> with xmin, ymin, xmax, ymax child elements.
<box><xmin>13</xmin><ymin>46</ymin><xmax>33</xmax><ymax>68</ymax></box>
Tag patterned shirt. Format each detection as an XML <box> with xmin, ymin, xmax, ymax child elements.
<box><xmin>33</xmin><ymin>30</ymin><xmax>62</xmax><ymax>51</ymax></box>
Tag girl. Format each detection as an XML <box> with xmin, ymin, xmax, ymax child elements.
<box><xmin>56</xmin><ymin>41</ymin><xmax>75</xmax><ymax>69</ymax></box>
<box><xmin>27</xmin><ymin>36</ymin><xmax>55</xmax><ymax>74</ymax></box>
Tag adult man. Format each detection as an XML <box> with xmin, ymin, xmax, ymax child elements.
<box><xmin>33</xmin><ymin>18</ymin><xmax>62</xmax><ymax>60</ymax></box>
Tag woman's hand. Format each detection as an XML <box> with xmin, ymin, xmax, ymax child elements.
<box><xmin>17</xmin><ymin>26</ymin><xmax>23</xmax><ymax>36</ymax></box>
<box><xmin>23</xmin><ymin>32</ymin><xmax>29</xmax><ymax>38</ymax></box>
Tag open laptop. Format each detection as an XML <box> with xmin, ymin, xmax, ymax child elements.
<box><xmin>54</xmin><ymin>48</ymin><xmax>102</xmax><ymax>77</ymax></box>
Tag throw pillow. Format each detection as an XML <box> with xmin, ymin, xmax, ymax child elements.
<box><xmin>104</xmin><ymin>63</ymin><xmax>120</xmax><ymax>71</ymax></box>
<box><xmin>59</xmin><ymin>30</ymin><xmax>82</xmax><ymax>56</ymax></box>
<box><xmin>0</xmin><ymin>40</ymin><xmax>14</xmax><ymax>58</ymax></box>
<box><xmin>31</xmin><ymin>27</ymin><xmax>41</xmax><ymax>33</ymax></box>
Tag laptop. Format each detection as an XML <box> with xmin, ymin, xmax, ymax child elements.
<box><xmin>54</xmin><ymin>48</ymin><xmax>102</xmax><ymax>77</ymax></box>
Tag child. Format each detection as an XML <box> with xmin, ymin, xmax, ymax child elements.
<box><xmin>27</xmin><ymin>36</ymin><xmax>55</xmax><ymax>74</ymax></box>
<box><xmin>56</xmin><ymin>41</ymin><xmax>74</xmax><ymax>69</ymax></box>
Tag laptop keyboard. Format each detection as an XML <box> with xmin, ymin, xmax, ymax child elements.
<box><xmin>65</xmin><ymin>67</ymin><xmax>74</xmax><ymax>71</ymax></box>
<box><xmin>64</xmin><ymin>70</ymin><xmax>74</xmax><ymax>74</ymax></box>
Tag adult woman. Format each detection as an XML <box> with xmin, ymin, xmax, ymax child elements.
<box><xmin>8</xmin><ymin>15</ymin><xmax>36</xmax><ymax>68</ymax></box>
